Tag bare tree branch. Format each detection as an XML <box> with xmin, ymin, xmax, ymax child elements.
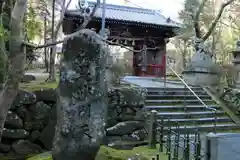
<box><xmin>194</xmin><ymin>0</ymin><xmax>208</xmax><ymax>38</ymax></box>
<box><xmin>202</xmin><ymin>0</ymin><xmax>235</xmax><ymax>41</ymax></box>
<box><xmin>23</xmin><ymin>0</ymin><xmax>100</xmax><ymax>49</ymax></box>
<box><xmin>220</xmin><ymin>20</ymin><xmax>240</xmax><ymax>31</ymax></box>
<box><xmin>24</xmin><ymin>59</ymin><xmax>34</xmax><ymax>70</ymax></box>
<box><xmin>54</xmin><ymin>0</ymin><xmax>72</xmax><ymax>36</ymax></box>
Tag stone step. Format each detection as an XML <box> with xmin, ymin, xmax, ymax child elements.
<box><xmin>143</xmin><ymin>86</ymin><xmax>239</xmax><ymax>134</ymax></box>
<box><xmin>144</xmin><ymin>105</ymin><xmax>219</xmax><ymax>112</ymax></box>
<box><xmin>146</xmin><ymin>87</ymin><xmax>203</xmax><ymax>91</ymax></box>
<box><xmin>146</xmin><ymin>94</ymin><xmax>211</xmax><ymax>100</ymax></box>
<box><xmin>156</xmin><ymin>111</ymin><xmax>224</xmax><ymax>119</ymax></box>
<box><xmin>159</xmin><ymin>123</ymin><xmax>239</xmax><ymax>134</ymax></box>
<box><xmin>146</xmin><ymin>90</ymin><xmax>207</xmax><ymax>95</ymax></box>
<box><xmin>145</xmin><ymin>99</ymin><xmax>215</xmax><ymax>105</ymax></box>
<box><xmin>158</xmin><ymin>117</ymin><xmax>233</xmax><ymax>126</ymax></box>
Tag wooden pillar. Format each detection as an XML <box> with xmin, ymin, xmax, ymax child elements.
<box><xmin>132</xmin><ymin>40</ymin><xmax>167</xmax><ymax>78</ymax></box>
<box><xmin>133</xmin><ymin>42</ymin><xmax>144</xmax><ymax>76</ymax></box>
<box><xmin>155</xmin><ymin>41</ymin><xmax>166</xmax><ymax>77</ymax></box>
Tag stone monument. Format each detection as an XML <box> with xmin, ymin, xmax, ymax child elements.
<box><xmin>232</xmin><ymin>40</ymin><xmax>240</xmax><ymax>88</ymax></box>
<box><xmin>182</xmin><ymin>38</ymin><xmax>221</xmax><ymax>86</ymax></box>
<box><xmin>52</xmin><ymin>29</ymin><xmax>108</xmax><ymax>160</ymax></box>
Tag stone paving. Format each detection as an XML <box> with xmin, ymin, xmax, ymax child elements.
<box><xmin>121</xmin><ymin>76</ymin><xmax>185</xmax><ymax>88</ymax></box>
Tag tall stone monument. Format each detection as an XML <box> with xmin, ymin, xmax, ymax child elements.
<box><xmin>52</xmin><ymin>29</ymin><xmax>108</xmax><ymax>160</ymax></box>
<box><xmin>232</xmin><ymin>40</ymin><xmax>240</xmax><ymax>88</ymax></box>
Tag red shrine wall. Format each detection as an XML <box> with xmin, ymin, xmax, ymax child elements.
<box><xmin>62</xmin><ymin>18</ymin><xmax>168</xmax><ymax>78</ymax></box>
<box><xmin>133</xmin><ymin>43</ymin><xmax>166</xmax><ymax>77</ymax></box>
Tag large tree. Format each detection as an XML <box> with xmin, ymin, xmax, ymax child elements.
<box><xmin>193</xmin><ymin>0</ymin><xmax>235</xmax><ymax>44</ymax></box>
<box><xmin>0</xmin><ymin>0</ymin><xmax>101</xmax><ymax>143</ymax></box>
<box><xmin>47</xmin><ymin>0</ymin><xmax>72</xmax><ymax>82</ymax></box>
<box><xmin>178</xmin><ymin>0</ymin><xmax>235</xmax><ymax>50</ymax></box>
<box><xmin>0</xmin><ymin>0</ymin><xmax>28</xmax><ymax>140</ymax></box>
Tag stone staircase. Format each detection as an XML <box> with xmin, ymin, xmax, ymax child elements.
<box><xmin>144</xmin><ymin>87</ymin><xmax>240</xmax><ymax>134</ymax></box>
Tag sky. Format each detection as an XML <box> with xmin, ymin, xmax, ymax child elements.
<box><xmin>68</xmin><ymin>0</ymin><xmax>185</xmax><ymax>22</ymax></box>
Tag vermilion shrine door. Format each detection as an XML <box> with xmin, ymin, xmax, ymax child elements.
<box><xmin>133</xmin><ymin>46</ymin><xmax>166</xmax><ymax>78</ymax></box>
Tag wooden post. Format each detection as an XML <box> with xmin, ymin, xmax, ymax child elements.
<box><xmin>148</xmin><ymin>110</ymin><xmax>157</xmax><ymax>149</ymax></box>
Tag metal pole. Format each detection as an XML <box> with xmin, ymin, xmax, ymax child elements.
<box><xmin>100</xmin><ymin>0</ymin><xmax>106</xmax><ymax>36</ymax></box>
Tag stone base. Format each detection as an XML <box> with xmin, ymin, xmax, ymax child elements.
<box><xmin>206</xmin><ymin>133</ymin><xmax>240</xmax><ymax>160</ymax></box>
<box><xmin>235</xmin><ymin>80</ymin><xmax>240</xmax><ymax>88</ymax></box>
<box><xmin>182</xmin><ymin>73</ymin><xmax>219</xmax><ymax>86</ymax></box>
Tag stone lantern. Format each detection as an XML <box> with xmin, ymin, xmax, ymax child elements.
<box><xmin>232</xmin><ymin>40</ymin><xmax>240</xmax><ymax>88</ymax></box>
<box><xmin>182</xmin><ymin>38</ymin><xmax>221</xmax><ymax>86</ymax></box>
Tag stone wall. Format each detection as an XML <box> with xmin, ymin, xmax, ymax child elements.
<box><xmin>0</xmin><ymin>89</ymin><xmax>57</xmax><ymax>158</ymax></box>
<box><xmin>0</xmin><ymin>84</ymin><xmax>147</xmax><ymax>158</ymax></box>
<box><xmin>105</xmin><ymin>85</ymin><xmax>147</xmax><ymax>149</ymax></box>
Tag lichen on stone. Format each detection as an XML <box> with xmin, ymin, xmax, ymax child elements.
<box><xmin>52</xmin><ymin>29</ymin><xmax>108</xmax><ymax>160</ymax></box>
<box><xmin>220</xmin><ymin>88</ymin><xmax>240</xmax><ymax>113</ymax></box>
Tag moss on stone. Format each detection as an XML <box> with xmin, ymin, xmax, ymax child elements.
<box><xmin>0</xmin><ymin>50</ymin><xmax>7</xmax><ymax>84</ymax></box>
<box><xmin>26</xmin><ymin>146</ymin><xmax>167</xmax><ymax>160</ymax></box>
<box><xmin>20</xmin><ymin>80</ymin><xmax>58</xmax><ymax>91</ymax></box>
<box><xmin>96</xmin><ymin>146</ymin><xmax>161</xmax><ymax>160</ymax></box>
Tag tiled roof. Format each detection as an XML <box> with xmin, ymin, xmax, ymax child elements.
<box><xmin>65</xmin><ymin>1</ymin><xmax>180</xmax><ymax>28</ymax></box>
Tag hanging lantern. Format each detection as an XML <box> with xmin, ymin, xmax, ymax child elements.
<box><xmin>116</xmin><ymin>39</ymin><xmax>119</xmax><ymax>44</ymax></box>
<box><xmin>124</xmin><ymin>40</ymin><xmax>127</xmax><ymax>45</ymax></box>
<box><xmin>132</xmin><ymin>40</ymin><xmax>135</xmax><ymax>46</ymax></box>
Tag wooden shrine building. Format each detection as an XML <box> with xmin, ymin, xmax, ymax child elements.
<box><xmin>63</xmin><ymin>1</ymin><xmax>179</xmax><ymax>77</ymax></box>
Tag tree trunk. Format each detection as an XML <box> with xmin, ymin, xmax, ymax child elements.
<box><xmin>0</xmin><ymin>0</ymin><xmax>27</xmax><ymax>140</ymax></box>
<box><xmin>52</xmin><ymin>29</ymin><xmax>108</xmax><ymax>160</ymax></box>
<box><xmin>0</xmin><ymin>1</ymin><xmax>7</xmax><ymax>88</ymax></box>
<box><xmin>48</xmin><ymin>0</ymin><xmax>56</xmax><ymax>81</ymax></box>
<box><xmin>44</xmin><ymin>15</ymin><xmax>49</xmax><ymax>73</ymax></box>
<box><xmin>44</xmin><ymin>50</ymin><xmax>49</xmax><ymax>73</ymax></box>
<box><xmin>48</xmin><ymin>43</ymin><xmax>56</xmax><ymax>81</ymax></box>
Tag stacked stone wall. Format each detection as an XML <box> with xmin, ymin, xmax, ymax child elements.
<box><xmin>0</xmin><ymin>84</ymin><xmax>147</xmax><ymax>157</ymax></box>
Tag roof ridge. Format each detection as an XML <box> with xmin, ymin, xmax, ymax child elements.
<box><xmin>88</xmin><ymin>1</ymin><xmax>178</xmax><ymax>24</ymax></box>
<box><xmin>88</xmin><ymin>1</ymin><xmax>156</xmax><ymax>14</ymax></box>
<box><xmin>64</xmin><ymin>1</ymin><xmax>180</xmax><ymax>28</ymax></box>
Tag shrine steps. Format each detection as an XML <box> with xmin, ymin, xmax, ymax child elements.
<box><xmin>159</xmin><ymin>124</ymin><xmax>237</xmax><ymax>134</ymax></box>
<box><xmin>145</xmin><ymin>105</ymin><xmax>220</xmax><ymax>112</ymax></box>
<box><xmin>144</xmin><ymin>87</ymin><xmax>240</xmax><ymax>134</ymax></box>
<box><xmin>146</xmin><ymin>94</ymin><xmax>211</xmax><ymax>100</ymax></box>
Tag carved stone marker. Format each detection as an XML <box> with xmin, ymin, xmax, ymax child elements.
<box><xmin>205</xmin><ymin>133</ymin><xmax>240</xmax><ymax>160</ymax></box>
<box><xmin>52</xmin><ymin>29</ymin><xmax>108</xmax><ymax>160</ymax></box>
